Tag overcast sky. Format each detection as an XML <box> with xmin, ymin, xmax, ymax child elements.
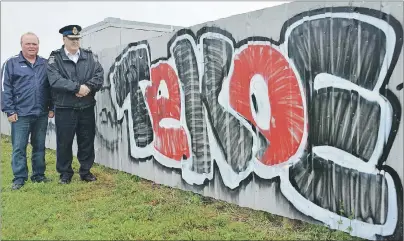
<box><xmin>1</xmin><ymin>1</ymin><xmax>286</xmax><ymax>65</ymax></box>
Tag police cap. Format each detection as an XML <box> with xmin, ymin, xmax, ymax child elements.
<box><xmin>59</xmin><ymin>25</ymin><xmax>82</xmax><ymax>38</ymax></box>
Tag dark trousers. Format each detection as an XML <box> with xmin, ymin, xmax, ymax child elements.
<box><xmin>55</xmin><ymin>106</ymin><xmax>95</xmax><ymax>179</ymax></box>
<box><xmin>11</xmin><ymin>115</ymin><xmax>48</xmax><ymax>184</ymax></box>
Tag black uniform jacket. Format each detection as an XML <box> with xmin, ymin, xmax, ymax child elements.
<box><xmin>47</xmin><ymin>46</ymin><xmax>104</xmax><ymax>109</ymax></box>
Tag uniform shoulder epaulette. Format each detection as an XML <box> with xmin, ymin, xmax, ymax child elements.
<box><xmin>48</xmin><ymin>51</ymin><xmax>59</xmax><ymax>64</ymax></box>
<box><xmin>82</xmin><ymin>48</ymin><xmax>92</xmax><ymax>53</ymax></box>
<box><xmin>50</xmin><ymin>49</ymin><xmax>61</xmax><ymax>55</ymax></box>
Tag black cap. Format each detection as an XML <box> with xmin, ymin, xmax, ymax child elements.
<box><xmin>59</xmin><ymin>25</ymin><xmax>82</xmax><ymax>38</ymax></box>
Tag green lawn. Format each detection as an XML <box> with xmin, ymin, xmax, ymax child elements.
<box><xmin>1</xmin><ymin>134</ymin><xmax>360</xmax><ymax>240</ymax></box>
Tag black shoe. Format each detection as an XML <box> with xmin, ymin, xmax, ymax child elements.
<box><xmin>11</xmin><ymin>183</ymin><xmax>24</xmax><ymax>190</ymax></box>
<box><xmin>32</xmin><ymin>177</ymin><xmax>52</xmax><ymax>183</ymax></box>
<box><xmin>80</xmin><ymin>173</ymin><xmax>97</xmax><ymax>182</ymax></box>
<box><xmin>58</xmin><ymin>178</ymin><xmax>71</xmax><ymax>184</ymax></box>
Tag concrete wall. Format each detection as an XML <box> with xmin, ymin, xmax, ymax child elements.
<box><xmin>2</xmin><ymin>1</ymin><xmax>403</xmax><ymax>240</ymax></box>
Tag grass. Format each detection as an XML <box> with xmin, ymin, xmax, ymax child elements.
<box><xmin>0</xmin><ymin>134</ymin><xmax>361</xmax><ymax>240</ymax></box>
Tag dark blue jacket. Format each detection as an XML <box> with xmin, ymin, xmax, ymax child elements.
<box><xmin>1</xmin><ymin>52</ymin><xmax>53</xmax><ymax>117</ymax></box>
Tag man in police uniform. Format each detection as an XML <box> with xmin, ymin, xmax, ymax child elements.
<box><xmin>47</xmin><ymin>25</ymin><xmax>104</xmax><ymax>184</ymax></box>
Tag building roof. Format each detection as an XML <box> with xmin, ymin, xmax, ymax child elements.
<box><xmin>81</xmin><ymin>17</ymin><xmax>183</xmax><ymax>37</ymax></box>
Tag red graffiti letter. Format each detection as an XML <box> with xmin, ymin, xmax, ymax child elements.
<box><xmin>145</xmin><ymin>62</ymin><xmax>190</xmax><ymax>162</ymax></box>
<box><xmin>229</xmin><ymin>45</ymin><xmax>305</xmax><ymax>165</ymax></box>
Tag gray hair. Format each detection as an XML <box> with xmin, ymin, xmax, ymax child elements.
<box><xmin>20</xmin><ymin>32</ymin><xmax>40</xmax><ymax>45</ymax></box>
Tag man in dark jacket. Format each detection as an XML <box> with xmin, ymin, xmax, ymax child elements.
<box><xmin>47</xmin><ymin>25</ymin><xmax>104</xmax><ymax>184</ymax></box>
<box><xmin>1</xmin><ymin>32</ymin><xmax>54</xmax><ymax>190</ymax></box>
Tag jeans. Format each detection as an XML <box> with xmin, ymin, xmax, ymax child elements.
<box><xmin>55</xmin><ymin>106</ymin><xmax>95</xmax><ymax>180</ymax></box>
<box><xmin>11</xmin><ymin>114</ymin><xmax>48</xmax><ymax>184</ymax></box>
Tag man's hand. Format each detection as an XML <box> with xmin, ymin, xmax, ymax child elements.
<box><xmin>48</xmin><ymin>111</ymin><xmax>54</xmax><ymax>118</ymax></box>
<box><xmin>76</xmin><ymin>85</ymin><xmax>90</xmax><ymax>97</ymax></box>
<box><xmin>7</xmin><ymin>113</ymin><xmax>18</xmax><ymax>123</ymax></box>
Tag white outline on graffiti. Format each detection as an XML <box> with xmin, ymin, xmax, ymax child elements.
<box><xmin>279</xmin><ymin>11</ymin><xmax>399</xmax><ymax>240</ymax></box>
<box><xmin>104</xmin><ymin>9</ymin><xmax>402</xmax><ymax>241</ymax></box>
